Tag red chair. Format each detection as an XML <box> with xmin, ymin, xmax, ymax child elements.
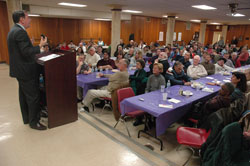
<box><xmin>114</xmin><ymin>87</ymin><xmax>145</xmax><ymax>137</ymax></box>
<box><xmin>176</xmin><ymin>127</ymin><xmax>211</xmax><ymax>166</ymax></box>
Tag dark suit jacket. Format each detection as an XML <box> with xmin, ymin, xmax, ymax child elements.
<box><xmin>7</xmin><ymin>24</ymin><xmax>40</xmax><ymax>80</ymax></box>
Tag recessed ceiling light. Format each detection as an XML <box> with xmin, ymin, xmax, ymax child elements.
<box><xmin>227</xmin><ymin>13</ymin><xmax>245</xmax><ymax>17</ymax></box>
<box><xmin>122</xmin><ymin>10</ymin><xmax>142</xmax><ymax>13</ymax></box>
<box><xmin>190</xmin><ymin>19</ymin><xmax>201</xmax><ymax>22</ymax></box>
<box><xmin>163</xmin><ymin>15</ymin><xmax>179</xmax><ymax>19</ymax></box>
<box><xmin>58</xmin><ymin>2</ymin><xmax>87</xmax><ymax>7</ymax></box>
<box><xmin>28</xmin><ymin>14</ymin><xmax>40</xmax><ymax>17</ymax></box>
<box><xmin>94</xmin><ymin>18</ymin><xmax>111</xmax><ymax>21</ymax></box>
<box><xmin>210</xmin><ymin>22</ymin><xmax>220</xmax><ymax>25</ymax></box>
<box><xmin>192</xmin><ymin>5</ymin><xmax>216</xmax><ymax>10</ymax></box>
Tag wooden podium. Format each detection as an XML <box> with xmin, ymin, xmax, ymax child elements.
<box><xmin>36</xmin><ymin>49</ymin><xmax>77</xmax><ymax>128</ymax></box>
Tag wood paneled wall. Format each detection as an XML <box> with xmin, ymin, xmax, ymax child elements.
<box><xmin>227</xmin><ymin>25</ymin><xmax>250</xmax><ymax>47</ymax></box>
<box><xmin>26</xmin><ymin>17</ymin><xmax>111</xmax><ymax>47</ymax></box>
<box><xmin>174</xmin><ymin>21</ymin><xmax>200</xmax><ymax>44</ymax></box>
<box><xmin>0</xmin><ymin>1</ymin><xmax>10</xmax><ymax>63</ymax></box>
<box><xmin>205</xmin><ymin>25</ymin><xmax>222</xmax><ymax>45</ymax></box>
<box><xmin>131</xmin><ymin>15</ymin><xmax>167</xmax><ymax>45</ymax></box>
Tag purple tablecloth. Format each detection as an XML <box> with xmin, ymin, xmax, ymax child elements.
<box><xmin>77</xmin><ymin>67</ymin><xmax>150</xmax><ymax>98</ymax></box>
<box><xmin>120</xmin><ymin>73</ymin><xmax>231</xmax><ymax>136</ymax></box>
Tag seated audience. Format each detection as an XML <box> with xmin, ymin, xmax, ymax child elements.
<box><xmin>221</xmin><ymin>45</ymin><xmax>230</xmax><ymax>56</ymax></box>
<box><xmin>145</xmin><ymin>63</ymin><xmax>166</xmax><ymax>93</ymax></box>
<box><xmin>96</xmin><ymin>46</ymin><xmax>103</xmax><ymax>58</ymax></box>
<box><xmin>223</xmin><ymin>53</ymin><xmax>235</xmax><ymax>68</ymax></box>
<box><xmin>166</xmin><ymin>61</ymin><xmax>192</xmax><ymax>86</ymax></box>
<box><xmin>214</xmin><ymin>58</ymin><xmax>233</xmax><ymax>74</ymax></box>
<box><xmin>236</xmin><ymin>46</ymin><xmax>249</xmax><ymax>67</ymax></box>
<box><xmin>169</xmin><ymin>48</ymin><xmax>181</xmax><ymax>61</ymax></box>
<box><xmin>97</xmin><ymin>38</ymin><xmax>104</xmax><ymax>46</ymax></box>
<box><xmin>115</xmin><ymin>51</ymin><xmax>124</xmax><ymax>67</ymax></box>
<box><xmin>231</xmin><ymin>52</ymin><xmax>238</xmax><ymax>67</ymax></box>
<box><xmin>114</xmin><ymin>45</ymin><xmax>124</xmax><ymax>57</ymax></box>
<box><xmin>126</xmin><ymin>40</ymin><xmax>134</xmax><ymax>48</ymax></box>
<box><xmin>97</xmin><ymin>51</ymin><xmax>116</xmax><ymax>70</ymax></box>
<box><xmin>85</xmin><ymin>47</ymin><xmax>101</xmax><ymax>68</ymax></box>
<box><xmin>187</xmin><ymin>55</ymin><xmax>208</xmax><ymax>79</ymax></box>
<box><xmin>76</xmin><ymin>54</ymin><xmax>91</xmax><ymax>75</ymax></box>
<box><xmin>76</xmin><ymin>54</ymin><xmax>91</xmax><ymax>101</ymax></box>
<box><xmin>82</xmin><ymin>59</ymin><xmax>129</xmax><ymax>112</ymax></box>
<box><xmin>142</xmin><ymin>46</ymin><xmax>152</xmax><ymax>57</ymax></box>
<box><xmin>151</xmin><ymin>49</ymin><xmax>161</xmax><ymax>64</ymax></box>
<box><xmin>201</xmin><ymin>53</ymin><xmax>215</xmax><ymax>75</ymax></box>
<box><xmin>76</xmin><ymin>46</ymin><xmax>84</xmax><ymax>56</ymax></box>
<box><xmin>129</xmin><ymin>60</ymin><xmax>147</xmax><ymax>95</ymax></box>
<box><xmin>179</xmin><ymin>52</ymin><xmax>191</xmax><ymax>72</ymax></box>
<box><xmin>124</xmin><ymin>48</ymin><xmax>135</xmax><ymax>60</ymax></box>
<box><xmin>231</xmin><ymin>72</ymin><xmax>247</xmax><ymax>101</ymax></box>
<box><xmin>150</xmin><ymin>52</ymin><xmax>169</xmax><ymax>77</ymax></box>
<box><xmin>68</xmin><ymin>40</ymin><xmax>76</xmax><ymax>50</ymax></box>
<box><xmin>60</xmin><ymin>42</ymin><xmax>70</xmax><ymax>50</ymax></box>
<box><xmin>138</xmin><ymin>40</ymin><xmax>146</xmax><ymax>49</ymax></box>
<box><xmin>130</xmin><ymin>50</ymin><xmax>144</xmax><ymax>68</ymax></box>
<box><xmin>200</xmin><ymin>83</ymin><xmax>235</xmax><ymax>120</ymax></box>
<box><xmin>43</xmin><ymin>44</ymin><xmax>50</xmax><ymax>53</ymax></box>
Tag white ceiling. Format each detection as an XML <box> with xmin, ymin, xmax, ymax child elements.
<box><xmin>22</xmin><ymin>0</ymin><xmax>250</xmax><ymax>24</ymax></box>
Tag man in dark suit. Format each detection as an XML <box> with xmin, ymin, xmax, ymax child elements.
<box><xmin>7</xmin><ymin>11</ymin><xmax>47</xmax><ymax>130</ymax></box>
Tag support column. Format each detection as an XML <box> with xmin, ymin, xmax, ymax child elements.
<box><xmin>166</xmin><ymin>16</ymin><xmax>175</xmax><ymax>46</ymax></box>
<box><xmin>6</xmin><ymin>0</ymin><xmax>22</xmax><ymax>30</ymax></box>
<box><xmin>111</xmin><ymin>8</ymin><xmax>121</xmax><ymax>57</ymax></box>
<box><xmin>199</xmin><ymin>20</ymin><xmax>207</xmax><ymax>45</ymax></box>
<box><xmin>221</xmin><ymin>25</ymin><xmax>228</xmax><ymax>44</ymax></box>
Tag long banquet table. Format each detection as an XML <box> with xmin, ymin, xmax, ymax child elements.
<box><xmin>77</xmin><ymin>66</ymin><xmax>150</xmax><ymax>98</ymax></box>
<box><xmin>120</xmin><ymin>73</ymin><xmax>231</xmax><ymax>137</ymax></box>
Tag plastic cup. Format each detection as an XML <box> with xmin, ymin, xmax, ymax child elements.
<box><xmin>162</xmin><ymin>93</ymin><xmax>168</xmax><ymax>101</ymax></box>
<box><xmin>96</xmin><ymin>72</ymin><xmax>100</xmax><ymax>78</ymax></box>
<box><xmin>160</xmin><ymin>85</ymin><xmax>165</xmax><ymax>93</ymax></box>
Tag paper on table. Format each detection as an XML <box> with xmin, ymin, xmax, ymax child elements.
<box><xmin>202</xmin><ymin>87</ymin><xmax>214</xmax><ymax>93</ymax></box>
<box><xmin>39</xmin><ymin>54</ymin><xmax>61</xmax><ymax>62</ymax></box>
<box><xmin>159</xmin><ymin>104</ymin><xmax>173</xmax><ymax>108</ymax></box>
<box><xmin>168</xmin><ymin>98</ymin><xmax>181</xmax><ymax>104</ymax></box>
<box><xmin>223</xmin><ymin>80</ymin><xmax>231</xmax><ymax>83</ymax></box>
<box><xmin>206</xmin><ymin>77</ymin><xmax>214</xmax><ymax>79</ymax></box>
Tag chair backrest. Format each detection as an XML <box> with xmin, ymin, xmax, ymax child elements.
<box><xmin>117</xmin><ymin>87</ymin><xmax>135</xmax><ymax>113</ymax></box>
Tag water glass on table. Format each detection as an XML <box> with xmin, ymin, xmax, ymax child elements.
<box><xmin>161</xmin><ymin>85</ymin><xmax>165</xmax><ymax>93</ymax></box>
<box><xmin>162</xmin><ymin>92</ymin><xmax>168</xmax><ymax>101</ymax></box>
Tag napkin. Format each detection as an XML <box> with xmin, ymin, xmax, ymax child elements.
<box><xmin>202</xmin><ymin>87</ymin><xmax>214</xmax><ymax>93</ymax></box>
<box><xmin>206</xmin><ymin>77</ymin><xmax>214</xmax><ymax>79</ymax></box>
<box><xmin>223</xmin><ymin>80</ymin><xmax>231</xmax><ymax>83</ymax></box>
<box><xmin>168</xmin><ymin>98</ymin><xmax>181</xmax><ymax>104</ymax></box>
<box><xmin>159</xmin><ymin>104</ymin><xmax>173</xmax><ymax>108</ymax></box>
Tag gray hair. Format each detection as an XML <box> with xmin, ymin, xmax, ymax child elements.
<box><xmin>224</xmin><ymin>82</ymin><xmax>235</xmax><ymax>95</ymax></box>
<box><xmin>89</xmin><ymin>47</ymin><xmax>96</xmax><ymax>52</ymax></box>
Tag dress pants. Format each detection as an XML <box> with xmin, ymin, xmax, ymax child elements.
<box><xmin>17</xmin><ymin>78</ymin><xmax>41</xmax><ymax>126</ymax></box>
<box><xmin>83</xmin><ymin>86</ymin><xmax>111</xmax><ymax>107</ymax></box>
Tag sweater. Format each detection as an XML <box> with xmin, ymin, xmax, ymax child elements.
<box><xmin>166</xmin><ymin>70</ymin><xmax>191</xmax><ymax>86</ymax></box>
<box><xmin>187</xmin><ymin>64</ymin><xmax>208</xmax><ymax>79</ymax></box>
<box><xmin>104</xmin><ymin>71</ymin><xmax>129</xmax><ymax>92</ymax></box>
<box><xmin>214</xmin><ymin>63</ymin><xmax>233</xmax><ymax>74</ymax></box>
<box><xmin>145</xmin><ymin>74</ymin><xmax>166</xmax><ymax>93</ymax></box>
<box><xmin>201</xmin><ymin>61</ymin><xmax>215</xmax><ymax>75</ymax></box>
<box><xmin>85</xmin><ymin>53</ymin><xmax>101</xmax><ymax>67</ymax></box>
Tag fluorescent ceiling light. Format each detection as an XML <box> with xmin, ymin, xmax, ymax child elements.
<box><xmin>227</xmin><ymin>13</ymin><xmax>245</xmax><ymax>17</ymax></box>
<box><xmin>192</xmin><ymin>5</ymin><xmax>216</xmax><ymax>10</ymax></box>
<box><xmin>163</xmin><ymin>15</ymin><xmax>178</xmax><ymax>19</ymax></box>
<box><xmin>210</xmin><ymin>22</ymin><xmax>220</xmax><ymax>25</ymax></box>
<box><xmin>28</xmin><ymin>14</ymin><xmax>40</xmax><ymax>17</ymax></box>
<box><xmin>58</xmin><ymin>2</ymin><xmax>87</xmax><ymax>7</ymax></box>
<box><xmin>122</xmin><ymin>10</ymin><xmax>142</xmax><ymax>13</ymax></box>
<box><xmin>94</xmin><ymin>18</ymin><xmax>111</xmax><ymax>21</ymax></box>
<box><xmin>190</xmin><ymin>19</ymin><xmax>201</xmax><ymax>22</ymax></box>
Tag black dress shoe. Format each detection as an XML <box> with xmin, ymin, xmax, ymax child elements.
<box><xmin>83</xmin><ymin>106</ymin><xmax>89</xmax><ymax>112</ymax></box>
<box><xmin>95</xmin><ymin>100</ymin><xmax>105</xmax><ymax>108</ymax></box>
<box><xmin>30</xmin><ymin>122</ymin><xmax>47</xmax><ymax>130</ymax></box>
<box><xmin>40</xmin><ymin>110</ymin><xmax>48</xmax><ymax>118</ymax></box>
